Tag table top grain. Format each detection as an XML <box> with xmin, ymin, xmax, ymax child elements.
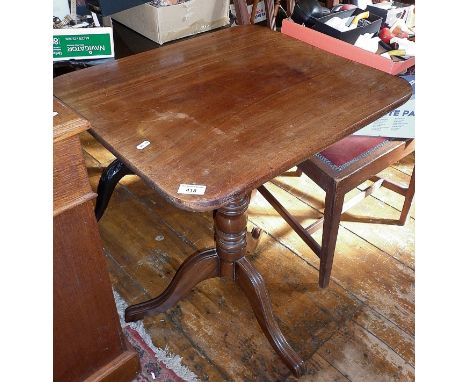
<box><xmin>54</xmin><ymin>26</ymin><xmax>411</xmax><ymax>211</ymax></box>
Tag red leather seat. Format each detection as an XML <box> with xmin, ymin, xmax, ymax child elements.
<box><xmin>317</xmin><ymin>136</ymin><xmax>388</xmax><ymax>170</ymax></box>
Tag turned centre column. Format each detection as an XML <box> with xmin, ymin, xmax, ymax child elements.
<box><xmin>214</xmin><ymin>194</ymin><xmax>250</xmax><ymax>279</ymax></box>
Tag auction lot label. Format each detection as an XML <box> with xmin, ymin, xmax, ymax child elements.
<box><xmin>53</xmin><ymin>27</ymin><xmax>114</xmax><ymax>61</ymax></box>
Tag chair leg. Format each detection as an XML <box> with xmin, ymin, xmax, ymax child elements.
<box><xmin>319</xmin><ymin>188</ymin><xmax>345</xmax><ymax>288</ymax></box>
<box><xmin>286</xmin><ymin>0</ymin><xmax>295</xmax><ymax>16</ymax></box>
<box><xmin>232</xmin><ymin>0</ymin><xmax>251</xmax><ymax>25</ymax></box>
<box><xmin>398</xmin><ymin>167</ymin><xmax>415</xmax><ymax>226</ymax></box>
<box><xmin>264</xmin><ymin>0</ymin><xmax>276</xmax><ymax>30</ymax></box>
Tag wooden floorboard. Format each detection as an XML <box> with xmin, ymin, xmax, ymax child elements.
<box><xmin>81</xmin><ymin>132</ymin><xmax>415</xmax><ymax>381</ymax></box>
<box><xmin>391</xmin><ymin>153</ymin><xmax>414</xmax><ymax>176</ymax></box>
<box><xmin>248</xmin><ymin>184</ymin><xmax>414</xmax><ymax>334</ymax></box>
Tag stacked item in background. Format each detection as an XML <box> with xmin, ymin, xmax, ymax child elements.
<box><xmin>285</xmin><ymin>0</ymin><xmax>415</xmax><ymax>138</ymax></box>
<box><xmin>291</xmin><ymin>0</ymin><xmax>414</xmax><ymax>61</ymax></box>
<box><xmin>327</xmin><ymin>2</ymin><xmax>415</xmax><ymax>138</ymax></box>
<box><xmin>53</xmin><ymin>0</ymin><xmax>115</xmax><ymax>62</ymax></box>
<box><xmin>229</xmin><ymin>0</ymin><xmax>267</xmax><ymax>26</ymax></box>
<box><xmin>111</xmin><ymin>0</ymin><xmax>230</xmax><ymax>44</ymax></box>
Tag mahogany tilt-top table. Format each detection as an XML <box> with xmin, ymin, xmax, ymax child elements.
<box><xmin>54</xmin><ymin>25</ymin><xmax>411</xmax><ymax>376</ymax></box>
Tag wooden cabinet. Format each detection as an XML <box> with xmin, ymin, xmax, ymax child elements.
<box><xmin>53</xmin><ymin>98</ymin><xmax>140</xmax><ymax>382</ymax></box>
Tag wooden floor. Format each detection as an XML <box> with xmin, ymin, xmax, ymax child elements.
<box><xmin>81</xmin><ymin>132</ymin><xmax>415</xmax><ymax>382</ymax></box>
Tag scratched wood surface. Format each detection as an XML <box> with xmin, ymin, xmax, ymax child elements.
<box><xmin>54</xmin><ymin>25</ymin><xmax>411</xmax><ymax>212</ymax></box>
<box><xmin>81</xmin><ymin>133</ymin><xmax>414</xmax><ymax>381</ymax></box>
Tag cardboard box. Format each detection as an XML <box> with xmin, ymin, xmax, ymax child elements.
<box><xmin>353</xmin><ymin>75</ymin><xmax>415</xmax><ymax>138</ymax></box>
<box><xmin>53</xmin><ymin>27</ymin><xmax>115</xmax><ymax>61</ymax></box>
<box><xmin>112</xmin><ymin>0</ymin><xmax>230</xmax><ymax>45</ymax></box>
<box><xmin>313</xmin><ymin>9</ymin><xmax>382</xmax><ymax>45</ymax></box>
<box><xmin>281</xmin><ymin>19</ymin><xmax>415</xmax><ymax>75</ymax></box>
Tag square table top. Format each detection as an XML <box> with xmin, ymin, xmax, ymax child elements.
<box><xmin>53</xmin><ymin>25</ymin><xmax>411</xmax><ymax>212</ymax></box>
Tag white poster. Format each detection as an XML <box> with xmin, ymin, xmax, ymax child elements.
<box><xmin>353</xmin><ymin>75</ymin><xmax>415</xmax><ymax>139</ymax></box>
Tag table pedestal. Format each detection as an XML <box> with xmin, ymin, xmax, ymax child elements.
<box><xmin>124</xmin><ymin>193</ymin><xmax>305</xmax><ymax>377</ymax></box>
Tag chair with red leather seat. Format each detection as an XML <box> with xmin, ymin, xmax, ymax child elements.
<box><xmin>258</xmin><ymin>136</ymin><xmax>415</xmax><ymax>288</ymax></box>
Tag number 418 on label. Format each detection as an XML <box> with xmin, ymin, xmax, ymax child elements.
<box><xmin>178</xmin><ymin>184</ymin><xmax>206</xmax><ymax>195</ymax></box>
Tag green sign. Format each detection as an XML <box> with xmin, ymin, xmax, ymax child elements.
<box><xmin>53</xmin><ymin>29</ymin><xmax>114</xmax><ymax>61</ymax></box>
